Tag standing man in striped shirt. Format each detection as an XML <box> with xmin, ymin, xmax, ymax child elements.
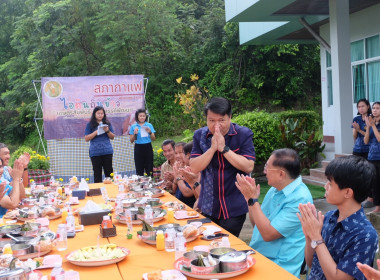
<box><xmin>190</xmin><ymin>97</ymin><xmax>256</xmax><ymax>237</ymax></box>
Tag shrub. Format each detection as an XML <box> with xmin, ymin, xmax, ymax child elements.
<box><xmin>10</xmin><ymin>146</ymin><xmax>50</xmax><ymax>170</ymax></box>
<box><xmin>232</xmin><ymin>111</ymin><xmax>282</xmax><ymax>164</ymax></box>
<box><xmin>153</xmin><ymin>147</ymin><xmax>166</xmax><ymax>168</ymax></box>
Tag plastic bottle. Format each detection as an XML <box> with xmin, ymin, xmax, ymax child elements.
<box><xmin>167</xmin><ymin>208</ymin><xmax>174</xmax><ymax>224</ymax></box>
<box><xmin>156</xmin><ymin>230</ymin><xmax>165</xmax><ymax>251</ymax></box>
<box><xmin>30</xmin><ymin>180</ymin><xmax>36</xmax><ymax>194</ymax></box>
<box><xmin>164</xmin><ymin>224</ymin><xmax>176</xmax><ymax>252</ymax></box>
<box><xmin>115</xmin><ymin>199</ymin><xmax>123</xmax><ymax>215</ymax></box>
<box><xmin>56</xmin><ymin>224</ymin><xmax>68</xmax><ymax>251</ymax></box>
<box><xmin>66</xmin><ymin>213</ymin><xmax>75</xmax><ymax>233</ymax></box>
<box><xmin>50</xmin><ymin>263</ymin><xmax>65</xmax><ymax>280</ymax></box>
<box><xmin>101</xmin><ymin>216</ymin><xmax>112</xmax><ymax>229</ymax></box>
<box><xmin>174</xmin><ymin>232</ymin><xmax>187</xmax><ymax>260</ymax></box>
<box><xmin>144</xmin><ymin>205</ymin><xmax>154</xmax><ymax>227</ymax></box>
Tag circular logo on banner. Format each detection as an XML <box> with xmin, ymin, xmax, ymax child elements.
<box><xmin>43</xmin><ymin>80</ymin><xmax>63</xmax><ymax>98</ymax></box>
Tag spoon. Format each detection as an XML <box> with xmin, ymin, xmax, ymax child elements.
<box><xmin>5</xmin><ymin>234</ymin><xmax>20</xmax><ymax>243</ymax></box>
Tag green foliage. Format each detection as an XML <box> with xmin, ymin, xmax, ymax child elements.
<box><xmin>278</xmin><ymin>117</ymin><xmax>325</xmax><ymax>170</ymax></box>
<box><xmin>9</xmin><ymin>146</ymin><xmax>33</xmax><ymax>167</ymax></box>
<box><xmin>181</xmin><ymin>129</ymin><xmax>194</xmax><ymax>143</ymax></box>
<box><xmin>153</xmin><ymin>147</ymin><xmax>166</xmax><ymax>168</ymax></box>
<box><xmin>232</xmin><ymin>111</ymin><xmax>282</xmax><ymax>164</ymax></box>
<box><xmin>0</xmin><ymin>0</ymin><xmax>321</xmax><ymax>146</ymax></box>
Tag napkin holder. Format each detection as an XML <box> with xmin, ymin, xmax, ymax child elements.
<box><xmin>99</xmin><ymin>224</ymin><xmax>117</xmax><ymax>238</ymax></box>
<box><xmin>87</xmin><ymin>188</ymin><xmax>102</xmax><ymax>197</ymax></box>
<box><xmin>79</xmin><ymin>210</ymin><xmax>111</xmax><ymax>226</ymax></box>
<box><xmin>72</xmin><ymin>190</ymin><xmax>86</xmax><ymax>200</ymax></box>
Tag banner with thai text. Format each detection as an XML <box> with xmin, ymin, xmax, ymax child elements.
<box><xmin>41</xmin><ymin>75</ymin><xmax>144</xmax><ymax>140</ymax></box>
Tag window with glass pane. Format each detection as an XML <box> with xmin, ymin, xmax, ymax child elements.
<box><xmin>327</xmin><ymin>70</ymin><xmax>333</xmax><ymax>106</ymax></box>
<box><xmin>353</xmin><ymin>64</ymin><xmax>365</xmax><ymax>102</ymax></box>
<box><xmin>366</xmin><ymin>35</ymin><xmax>380</xmax><ymax>59</ymax></box>
<box><xmin>351</xmin><ymin>40</ymin><xmax>364</xmax><ymax>62</ymax></box>
<box><xmin>326</xmin><ymin>51</ymin><xmax>331</xmax><ymax>67</ymax></box>
<box><xmin>368</xmin><ymin>61</ymin><xmax>380</xmax><ymax>101</ymax></box>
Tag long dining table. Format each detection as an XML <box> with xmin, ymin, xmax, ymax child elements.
<box><xmin>14</xmin><ymin>183</ymin><xmax>299</xmax><ymax>279</ymax></box>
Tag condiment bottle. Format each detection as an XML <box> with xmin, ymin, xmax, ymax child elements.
<box><xmin>167</xmin><ymin>208</ymin><xmax>174</xmax><ymax>224</ymax></box>
<box><xmin>61</xmin><ymin>209</ymin><xmax>68</xmax><ymax>224</ymax></box>
<box><xmin>101</xmin><ymin>215</ymin><xmax>112</xmax><ymax>229</ymax></box>
<box><xmin>156</xmin><ymin>230</ymin><xmax>165</xmax><ymax>251</ymax></box>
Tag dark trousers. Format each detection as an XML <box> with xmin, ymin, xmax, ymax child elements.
<box><xmin>91</xmin><ymin>154</ymin><xmax>113</xmax><ymax>183</ymax></box>
<box><xmin>203</xmin><ymin>213</ymin><xmax>246</xmax><ymax>238</ymax></box>
<box><xmin>134</xmin><ymin>143</ymin><xmax>153</xmax><ymax>176</ymax></box>
<box><xmin>370</xmin><ymin>160</ymin><xmax>380</xmax><ymax>205</ymax></box>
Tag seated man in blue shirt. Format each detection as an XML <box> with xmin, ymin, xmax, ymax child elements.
<box><xmin>235</xmin><ymin>148</ymin><xmax>313</xmax><ymax>277</ymax></box>
<box><xmin>0</xmin><ymin>158</ymin><xmax>24</xmax><ymax>217</ymax></box>
<box><xmin>298</xmin><ymin>156</ymin><xmax>378</xmax><ymax>280</ymax></box>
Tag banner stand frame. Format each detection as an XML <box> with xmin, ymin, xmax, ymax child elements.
<box><xmin>32</xmin><ymin>80</ymin><xmax>47</xmax><ymax>156</ymax></box>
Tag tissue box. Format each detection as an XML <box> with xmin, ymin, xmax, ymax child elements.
<box><xmin>99</xmin><ymin>224</ymin><xmax>117</xmax><ymax>238</ymax></box>
<box><xmin>72</xmin><ymin>190</ymin><xmax>86</xmax><ymax>200</ymax></box>
<box><xmin>87</xmin><ymin>188</ymin><xmax>102</xmax><ymax>197</ymax></box>
<box><xmin>79</xmin><ymin>210</ymin><xmax>112</xmax><ymax>226</ymax></box>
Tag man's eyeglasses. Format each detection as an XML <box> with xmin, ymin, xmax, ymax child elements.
<box><xmin>264</xmin><ymin>162</ymin><xmax>283</xmax><ymax>172</ymax></box>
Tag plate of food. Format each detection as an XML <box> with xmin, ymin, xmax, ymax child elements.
<box><xmin>164</xmin><ymin>202</ymin><xmax>187</xmax><ymax>211</ymax></box>
<box><xmin>66</xmin><ymin>244</ymin><xmax>129</xmax><ymax>267</ymax></box>
<box><xmin>143</xmin><ymin>269</ymin><xmax>186</xmax><ymax>280</ymax></box>
<box><xmin>174</xmin><ymin>255</ymin><xmax>256</xmax><ymax>279</ymax></box>
<box><xmin>174</xmin><ymin>211</ymin><xmax>199</xmax><ymax>220</ymax></box>
<box><xmin>17</xmin><ymin>250</ymin><xmax>51</xmax><ymax>261</ymax></box>
<box><xmin>23</xmin><ymin>255</ymin><xmax>62</xmax><ymax>270</ymax></box>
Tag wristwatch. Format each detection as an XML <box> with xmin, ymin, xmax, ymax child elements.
<box><xmin>222</xmin><ymin>145</ymin><xmax>230</xmax><ymax>154</ymax></box>
<box><xmin>176</xmin><ymin>177</ymin><xmax>183</xmax><ymax>183</ymax></box>
<box><xmin>311</xmin><ymin>239</ymin><xmax>324</xmax><ymax>249</ymax></box>
<box><xmin>247</xmin><ymin>198</ymin><xmax>258</xmax><ymax>206</ymax></box>
<box><xmin>193</xmin><ymin>182</ymin><xmax>200</xmax><ymax>189</ymax></box>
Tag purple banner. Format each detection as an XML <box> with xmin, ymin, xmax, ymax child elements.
<box><xmin>42</xmin><ymin>75</ymin><xmax>145</xmax><ymax>140</ymax></box>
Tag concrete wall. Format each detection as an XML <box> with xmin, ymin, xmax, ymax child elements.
<box><xmin>319</xmin><ymin>3</ymin><xmax>380</xmax><ymax>140</ymax></box>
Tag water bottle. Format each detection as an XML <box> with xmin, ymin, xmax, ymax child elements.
<box><xmin>164</xmin><ymin>224</ymin><xmax>176</xmax><ymax>252</ymax></box>
<box><xmin>30</xmin><ymin>180</ymin><xmax>36</xmax><ymax>195</ymax></box>
<box><xmin>66</xmin><ymin>213</ymin><xmax>75</xmax><ymax>233</ymax></box>
<box><xmin>174</xmin><ymin>232</ymin><xmax>187</xmax><ymax>260</ymax></box>
<box><xmin>144</xmin><ymin>205</ymin><xmax>154</xmax><ymax>227</ymax></box>
<box><xmin>118</xmin><ymin>184</ymin><xmax>124</xmax><ymax>193</ymax></box>
<box><xmin>50</xmin><ymin>263</ymin><xmax>65</xmax><ymax>280</ymax></box>
<box><xmin>56</xmin><ymin>224</ymin><xmax>68</xmax><ymax>251</ymax></box>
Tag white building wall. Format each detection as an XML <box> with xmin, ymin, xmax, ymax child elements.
<box><xmin>319</xmin><ymin>3</ymin><xmax>380</xmax><ymax>140</ymax></box>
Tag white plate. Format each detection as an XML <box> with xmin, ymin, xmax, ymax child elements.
<box><xmin>66</xmin><ymin>247</ymin><xmax>129</xmax><ymax>267</ymax></box>
<box><xmin>173</xmin><ymin>256</ymin><xmax>256</xmax><ymax>279</ymax></box>
<box><xmin>174</xmin><ymin>211</ymin><xmax>199</xmax><ymax>220</ymax></box>
<box><xmin>143</xmin><ymin>269</ymin><xmax>186</xmax><ymax>280</ymax></box>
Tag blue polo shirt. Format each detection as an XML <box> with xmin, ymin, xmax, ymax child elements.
<box><xmin>175</xmin><ymin>181</ymin><xmax>196</xmax><ymax>208</ymax></box>
<box><xmin>249</xmin><ymin>176</ymin><xmax>313</xmax><ymax>278</ymax></box>
<box><xmin>129</xmin><ymin>122</ymin><xmax>155</xmax><ymax>144</ymax></box>
<box><xmin>308</xmin><ymin>208</ymin><xmax>378</xmax><ymax>280</ymax></box>
<box><xmin>352</xmin><ymin>116</ymin><xmax>369</xmax><ymax>153</ymax></box>
<box><xmin>85</xmin><ymin>123</ymin><xmax>114</xmax><ymax>158</ymax></box>
<box><xmin>0</xmin><ymin>166</ymin><xmax>12</xmax><ymax>183</ymax></box>
<box><xmin>191</xmin><ymin>123</ymin><xmax>255</xmax><ymax>219</ymax></box>
<box><xmin>0</xmin><ymin>183</ymin><xmax>13</xmax><ymax>218</ymax></box>
<box><xmin>368</xmin><ymin>123</ymin><xmax>380</xmax><ymax>160</ymax></box>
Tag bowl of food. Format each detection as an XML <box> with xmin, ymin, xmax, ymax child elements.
<box><xmin>20</xmin><ymin>222</ymin><xmax>41</xmax><ymax>237</ymax></box>
<box><xmin>219</xmin><ymin>251</ymin><xmax>248</xmax><ymax>272</ymax></box>
<box><xmin>11</xmin><ymin>244</ymin><xmax>32</xmax><ymax>256</ymax></box>
<box><xmin>183</xmin><ymin>251</ymin><xmax>209</xmax><ymax>269</ymax></box>
<box><xmin>122</xmin><ymin>199</ymin><xmax>137</xmax><ymax>208</ymax></box>
<box><xmin>210</xmin><ymin>247</ymin><xmax>237</xmax><ymax>259</ymax></box>
<box><xmin>146</xmin><ymin>198</ymin><xmax>160</xmax><ymax>207</ymax></box>
<box><xmin>190</xmin><ymin>257</ymin><xmax>220</xmax><ymax>274</ymax></box>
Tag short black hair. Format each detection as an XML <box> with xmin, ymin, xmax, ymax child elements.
<box><xmin>162</xmin><ymin>139</ymin><xmax>175</xmax><ymax>149</ymax></box>
<box><xmin>204</xmin><ymin>97</ymin><xmax>232</xmax><ymax>117</ymax></box>
<box><xmin>183</xmin><ymin>142</ymin><xmax>193</xmax><ymax>155</ymax></box>
<box><xmin>175</xmin><ymin>142</ymin><xmax>186</xmax><ymax>149</ymax></box>
<box><xmin>135</xmin><ymin>108</ymin><xmax>147</xmax><ymax>122</ymax></box>
<box><xmin>325</xmin><ymin>156</ymin><xmax>375</xmax><ymax>203</ymax></box>
<box><xmin>271</xmin><ymin>148</ymin><xmax>300</xmax><ymax>179</ymax></box>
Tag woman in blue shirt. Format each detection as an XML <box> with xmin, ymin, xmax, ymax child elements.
<box><xmin>85</xmin><ymin>106</ymin><xmax>115</xmax><ymax>183</ymax></box>
<box><xmin>352</xmin><ymin>98</ymin><xmax>371</xmax><ymax>159</ymax></box>
<box><xmin>364</xmin><ymin>101</ymin><xmax>380</xmax><ymax>213</ymax></box>
<box><xmin>129</xmin><ymin>109</ymin><xmax>156</xmax><ymax>176</ymax></box>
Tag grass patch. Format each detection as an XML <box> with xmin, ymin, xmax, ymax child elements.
<box><xmin>258</xmin><ymin>181</ymin><xmax>325</xmax><ymax>203</ymax></box>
